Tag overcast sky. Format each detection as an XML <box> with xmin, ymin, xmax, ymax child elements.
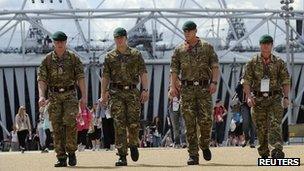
<box><xmin>0</xmin><ymin>0</ymin><xmax>303</xmax><ymax>48</ymax></box>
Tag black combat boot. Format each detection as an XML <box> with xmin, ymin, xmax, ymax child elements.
<box><xmin>242</xmin><ymin>140</ymin><xmax>248</xmax><ymax>148</ymax></box>
<box><xmin>115</xmin><ymin>155</ymin><xmax>127</xmax><ymax>166</ymax></box>
<box><xmin>130</xmin><ymin>146</ymin><xmax>139</xmax><ymax>162</ymax></box>
<box><xmin>202</xmin><ymin>148</ymin><xmax>212</xmax><ymax>161</ymax></box>
<box><xmin>187</xmin><ymin>156</ymin><xmax>199</xmax><ymax>165</ymax></box>
<box><xmin>54</xmin><ymin>158</ymin><xmax>67</xmax><ymax>167</ymax></box>
<box><xmin>271</xmin><ymin>149</ymin><xmax>285</xmax><ymax>158</ymax></box>
<box><xmin>68</xmin><ymin>153</ymin><xmax>77</xmax><ymax>166</ymax></box>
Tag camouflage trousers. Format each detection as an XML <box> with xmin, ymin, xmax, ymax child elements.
<box><xmin>180</xmin><ymin>86</ymin><xmax>213</xmax><ymax>157</ymax></box>
<box><xmin>252</xmin><ymin>95</ymin><xmax>283</xmax><ymax>157</ymax></box>
<box><xmin>48</xmin><ymin>91</ymin><xmax>79</xmax><ymax>159</ymax></box>
<box><xmin>110</xmin><ymin>89</ymin><xmax>141</xmax><ymax>156</ymax></box>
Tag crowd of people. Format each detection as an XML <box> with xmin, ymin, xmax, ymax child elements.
<box><xmin>2</xmin><ymin>102</ymin><xmax>116</xmax><ymax>153</ymax></box>
<box><xmin>5</xmin><ymin>97</ymin><xmax>255</xmax><ymax>153</ymax></box>
<box><xmin>2</xmin><ymin>76</ymin><xmax>264</xmax><ymax>154</ymax></box>
<box><xmin>3</xmin><ymin>82</ymin><xmax>258</xmax><ymax>153</ymax></box>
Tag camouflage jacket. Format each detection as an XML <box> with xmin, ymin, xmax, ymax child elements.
<box><xmin>170</xmin><ymin>38</ymin><xmax>219</xmax><ymax>81</ymax></box>
<box><xmin>243</xmin><ymin>53</ymin><xmax>290</xmax><ymax>92</ymax></box>
<box><xmin>102</xmin><ymin>47</ymin><xmax>147</xmax><ymax>85</ymax></box>
<box><xmin>37</xmin><ymin>50</ymin><xmax>85</xmax><ymax>87</ymax></box>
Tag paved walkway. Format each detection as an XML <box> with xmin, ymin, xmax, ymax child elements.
<box><xmin>0</xmin><ymin>146</ymin><xmax>303</xmax><ymax>171</ymax></box>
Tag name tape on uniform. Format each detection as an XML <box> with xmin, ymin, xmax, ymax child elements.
<box><xmin>257</xmin><ymin>158</ymin><xmax>300</xmax><ymax>166</ymax></box>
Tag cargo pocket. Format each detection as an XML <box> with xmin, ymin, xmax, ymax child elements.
<box><xmin>48</xmin><ymin>101</ymin><xmax>59</xmax><ymax>123</ymax></box>
<box><xmin>63</xmin><ymin>98</ymin><xmax>79</xmax><ymax>126</ymax></box>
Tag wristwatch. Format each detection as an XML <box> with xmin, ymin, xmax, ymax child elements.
<box><xmin>142</xmin><ymin>89</ymin><xmax>148</xmax><ymax>92</ymax></box>
<box><xmin>283</xmin><ymin>96</ymin><xmax>289</xmax><ymax>100</ymax></box>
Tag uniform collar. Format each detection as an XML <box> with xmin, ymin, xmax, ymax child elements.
<box><xmin>52</xmin><ymin>50</ymin><xmax>68</xmax><ymax>61</ymax></box>
<box><xmin>185</xmin><ymin>37</ymin><xmax>200</xmax><ymax>47</ymax></box>
<box><xmin>115</xmin><ymin>46</ymin><xmax>131</xmax><ymax>55</ymax></box>
<box><xmin>258</xmin><ymin>53</ymin><xmax>274</xmax><ymax>65</ymax></box>
<box><xmin>184</xmin><ymin>37</ymin><xmax>201</xmax><ymax>51</ymax></box>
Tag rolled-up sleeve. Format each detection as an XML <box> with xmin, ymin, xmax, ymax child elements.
<box><xmin>74</xmin><ymin>56</ymin><xmax>85</xmax><ymax>80</ymax></box>
<box><xmin>242</xmin><ymin>61</ymin><xmax>254</xmax><ymax>86</ymax></box>
<box><xmin>138</xmin><ymin>52</ymin><xmax>147</xmax><ymax>75</ymax></box>
<box><xmin>279</xmin><ymin>60</ymin><xmax>290</xmax><ymax>85</ymax></box>
<box><xmin>170</xmin><ymin>48</ymin><xmax>181</xmax><ymax>75</ymax></box>
<box><xmin>208</xmin><ymin>44</ymin><xmax>219</xmax><ymax>68</ymax></box>
<box><xmin>37</xmin><ymin>58</ymin><xmax>48</xmax><ymax>82</ymax></box>
<box><xmin>102</xmin><ymin>55</ymin><xmax>111</xmax><ymax>79</ymax></box>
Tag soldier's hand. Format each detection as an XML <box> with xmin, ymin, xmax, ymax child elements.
<box><xmin>247</xmin><ymin>96</ymin><xmax>256</xmax><ymax>107</ymax></box>
<box><xmin>140</xmin><ymin>91</ymin><xmax>149</xmax><ymax>103</ymax></box>
<box><xmin>209</xmin><ymin>83</ymin><xmax>217</xmax><ymax>94</ymax></box>
<box><xmin>169</xmin><ymin>87</ymin><xmax>178</xmax><ymax>98</ymax></box>
<box><xmin>38</xmin><ymin>97</ymin><xmax>46</xmax><ymax>108</ymax></box>
<box><xmin>79</xmin><ymin>97</ymin><xmax>87</xmax><ymax>109</ymax></box>
<box><xmin>282</xmin><ymin>97</ymin><xmax>289</xmax><ymax>109</ymax></box>
<box><xmin>100</xmin><ymin>92</ymin><xmax>109</xmax><ymax>106</ymax></box>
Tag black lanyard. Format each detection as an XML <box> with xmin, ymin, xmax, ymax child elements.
<box><xmin>117</xmin><ymin>54</ymin><xmax>127</xmax><ymax>63</ymax></box>
<box><xmin>263</xmin><ymin>63</ymin><xmax>270</xmax><ymax>79</ymax></box>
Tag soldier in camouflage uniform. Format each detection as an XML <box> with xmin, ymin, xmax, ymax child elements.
<box><xmin>243</xmin><ymin>35</ymin><xmax>290</xmax><ymax>159</ymax></box>
<box><xmin>99</xmin><ymin>27</ymin><xmax>149</xmax><ymax>166</ymax></box>
<box><xmin>169</xmin><ymin>21</ymin><xmax>220</xmax><ymax>165</ymax></box>
<box><xmin>37</xmin><ymin>31</ymin><xmax>87</xmax><ymax>167</ymax></box>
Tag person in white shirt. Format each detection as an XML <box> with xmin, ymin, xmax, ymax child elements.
<box><xmin>10</xmin><ymin>125</ymin><xmax>19</xmax><ymax>151</ymax></box>
<box><xmin>37</xmin><ymin>112</ymin><xmax>47</xmax><ymax>153</ymax></box>
<box><xmin>41</xmin><ymin>101</ymin><xmax>53</xmax><ymax>152</ymax></box>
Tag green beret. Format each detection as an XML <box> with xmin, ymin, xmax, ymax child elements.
<box><xmin>113</xmin><ymin>27</ymin><xmax>127</xmax><ymax>38</ymax></box>
<box><xmin>52</xmin><ymin>31</ymin><xmax>67</xmax><ymax>41</ymax></box>
<box><xmin>259</xmin><ymin>34</ymin><xmax>273</xmax><ymax>44</ymax></box>
<box><xmin>182</xmin><ymin>21</ymin><xmax>197</xmax><ymax>31</ymax></box>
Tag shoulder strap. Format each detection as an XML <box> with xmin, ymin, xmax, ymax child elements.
<box><xmin>200</xmin><ymin>38</ymin><xmax>211</xmax><ymax>48</ymax></box>
<box><xmin>249</xmin><ymin>54</ymin><xmax>259</xmax><ymax>78</ymax></box>
<box><xmin>67</xmin><ymin>50</ymin><xmax>77</xmax><ymax>66</ymax></box>
<box><xmin>46</xmin><ymin>52</ymin><xmax>53</xmax><ymax>67</ymax></box>
<box><xmin>44</xmin><ymin>53</ymin><xmax>53</xmax><ymax>84</ymax></box>
<box><xmin>67</xmin><ymin>51</ymin><xmax>78</xmax><ymax>81</ymax></box>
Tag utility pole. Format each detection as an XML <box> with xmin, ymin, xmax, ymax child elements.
<box><xmin>280</xmin><ymin>0</ymin><xmax>295</xmax><ymax>124</ymax></box>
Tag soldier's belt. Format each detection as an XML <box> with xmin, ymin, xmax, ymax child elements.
<box><xmin>253</xmin><ymin>90</ymin><xmax>281</xmax><ymax>97</ymax></box>
<box><xmin>49</xmin><ymin>85</ymin><xmax>75</xmax><ymax>93</ymax></box>
<box><xmin>181</xmin><ymin>80</ymin><xmax>209</xmax><ymax>87</ymax></box>
<box><xmin>110</xmin><ymin>83</ymin><xmax>137</xmax><ymax>90</ymax></box>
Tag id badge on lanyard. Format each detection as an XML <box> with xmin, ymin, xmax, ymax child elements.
<box><xmin>260</xmin><ymin>78</ymin><xmax>270</xmax><ymax>92</ymax></box>
<box><xmin>261</xmin><ymin>61</ymin><xmax>270</xmax><ymax>92</ymax></box>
